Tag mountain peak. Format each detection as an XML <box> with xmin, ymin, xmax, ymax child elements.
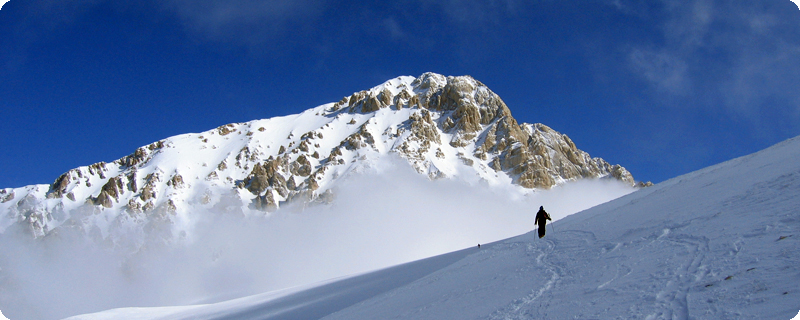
<box><xmin>0</xmin><ymin>73</ymin><xmax>640</xmax><ymax>239</ymax></box>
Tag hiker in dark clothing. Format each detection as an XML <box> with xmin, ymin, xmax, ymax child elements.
<box><xmin>535</xmin><ymin>206</ymin><xmax>552</xmax><ymax>238</ymax></box>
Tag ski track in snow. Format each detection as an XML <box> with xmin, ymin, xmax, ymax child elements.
<box><xmin>646</xmin><ymin>232</ymin><xmax>709</xmax><ymax>320</ymax></box>
<box><xmin>486</xmin><ymin>212</ymin><xmax>778</xmax><ymax>320</ymax></box>
<box><xmin>487</xmin><ymin>237</ymin><xmax>561</xmax><ymax>320</ymax></box>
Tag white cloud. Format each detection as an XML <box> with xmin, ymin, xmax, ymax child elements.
<box><xmin>382</xmin><ymin>17</ymin><xmax>406</xmax><ymax>40</ymax></box>
<box><xmin>0</xmin><ymin>0</ymin><xmax>9</xmax><ymax>10</ymax></box>
<box><xmin>791</xmin><ymin>0</ymin><xmax>800</xmax><ymax>11</ymax></box>
<box><xmin>160</xmin><ymin>0</ymin><xmax>327</xmax><ymax>43</ymax></box>
<box><xmin>426</xmin><ymin>0</ymin><xmax>520</xmax><ymax>25</ymax></box>
<box><xmin>620</xmin><ymin>0</ymin><xmax>800</xmax><ymax>130</ymax></box>
<box><xmin>0</xmin><ymin>158</ymin><xmax>636</xmax><ymax>319</ymax></box>
<box><xmin>628</xmin><ymin>47</ymin><xmax>690</xmax><ymax>95</ymax></box>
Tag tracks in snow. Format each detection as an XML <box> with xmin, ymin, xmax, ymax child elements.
<box><xmin>485</xmin><ymin>224</ymin><xmax>712</xmax><ymax>320</ymax></box>
<box><xmin>488</xmin><ymin>237</ymin><xmax>562</xmax><ymax>320</ymax></box>
<box><xmin>646</xmin><ymin>231</ymin><xmax>710</xmax><ymax>320</ymax></box>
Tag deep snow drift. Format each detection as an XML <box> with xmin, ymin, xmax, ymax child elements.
<box><xmin>68</xmin><ymin>135</ymin><xmax>800</xmax><ymax>319</ymax></box>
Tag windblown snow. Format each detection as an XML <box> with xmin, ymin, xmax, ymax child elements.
<box><xmin>65</xmin><ymin>135</ymin><xmax>800</xmax><ymax>319</ymax></box>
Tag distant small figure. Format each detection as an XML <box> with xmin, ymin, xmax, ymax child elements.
<box><xmin>478</xmin><ymin>243</ymin><xmax>481</xmax><ymax>248</ymax></box>
<box><xmin>535</xmin><ymin>206</ymin><xmax>552</xmax><ymax>238</ymax></box>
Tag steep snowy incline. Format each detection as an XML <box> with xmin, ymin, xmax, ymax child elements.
<box><xmin>333</xmin><ymin>135</ymin><xmax>800</xmax><ymax>319</ymax></box>
<box><xmin>324</xmin><ymin>138</ymin><xmax>800</xmax><ymax>320</ymax></box>
<box><xmin>67</xmin><ymin>136</ymin><xmax>800</xmax><ymax>319</ymax></box>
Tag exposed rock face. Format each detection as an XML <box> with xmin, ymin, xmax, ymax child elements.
<box><xmin>244</xmin><ymin>158</ymin><xmax>287</xmax><ymax>196</ymax></box>
<box><xmin>217</xmin><ymin>124</ymin><xmax>237</xmax><ymax>136</ymax></box>
<box><xmin>47</xmin><ymin>172</ymin><xmax>72</xmax><ymax>199</ymax></box>
<box><xmin>167</xmin><ymin>174</ymin><xmax>185</xmax><ymax>189</ymax></box>
<box><xmin>0</xmin><ymin>189</ymin><xmax>14</xmax><ymax>203</ymax></box>
<box><xmin>291</xmin><ymin>155</ymin><xmax>312</xmax><ymax>177</ymax></box>
<box><xmin>94</xmin><ymin>176</ymin><xmax>123</xmax><ymax>208</ymax></box>
<box><xmin>0</xmin><ymin>72</ymin><xmax>644</xmax><ymax>240</ymax></box>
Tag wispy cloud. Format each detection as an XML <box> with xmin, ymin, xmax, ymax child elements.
<box><xmin>159</xmin><ymin>0</ymin><xmax>328</xmax><ymax>44</ymax></box>
<box><xmin>418</xmin><ymin>0</ymin><xmax>521</xmax><ymax>27</ymax></box>
<box><xmin>382</xmin><ymin>17</ymin><xmax>406</xmax><ymax>40</ymax></box>
<box><xmin>628</xmin><ymin>47</ymin><xmax>690</xmax><ymax>95</ymax></box>
<box><xmin>1</xmin><ymin>0</ymin><xmax>105</xmax><ymax>71</ymax></box>
<box><xmin>619</xmin><ymin>0</ymin><xmax>800</xmax><ymax>128</ymax></box>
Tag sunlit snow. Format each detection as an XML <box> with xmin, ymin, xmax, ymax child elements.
<box><xmin>66</xmin><ymin>136</ymin><xmax>800</xmax><ymax>319</ymax></box>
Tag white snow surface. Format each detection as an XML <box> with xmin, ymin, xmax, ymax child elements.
<box><xmin>66</xmin><ymin>136</ymin><xmax>800</xmax><ymax>319</ymax></box>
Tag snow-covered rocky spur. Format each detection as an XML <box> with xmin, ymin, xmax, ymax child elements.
<box><xmin>0</xmin><ymin>74</ymin><xmax>641</xmax><ymax>320</ymax></box>
<box><xmin>0</xmin><ymin>73</ymin><xmax>641</xmax><ymax>242</ymax></box>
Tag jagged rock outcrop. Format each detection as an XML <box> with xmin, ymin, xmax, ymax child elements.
<box><xmin>0</xmin><ymin>72</ymin><xmax>645</xmax><ymax>240</ymax></box>
<box><xmin>47</xmin><ymin>172</ymin><xmax>72</xmax><ymax>199</ymax></box>
<box><xmin>94</xmin><ymin>176</ymin><xmax>124</xmax><ymax>208</ymax></box>
<box><xmin>0</xmin><ymin>189</ymin><xmax>14</xmax><ymax>203</ymax></box>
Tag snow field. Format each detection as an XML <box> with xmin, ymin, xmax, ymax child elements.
<box><xmin>67</xmin><ymin>136</ymin><xmax>800</xmax><ymax>319</ymax></box>
<box><xmin>0</xmin><ymin>157</ymin><xmax>635</xmax><ymax>320</ymax></box>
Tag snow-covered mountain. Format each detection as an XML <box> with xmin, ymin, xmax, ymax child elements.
<box><xmin>0</xmin><ymin>73</ymin><xmax>640</xmax><ymax>241</ymax></box>
<box><xmin>66</xmin><ymin>133</ymin><xmax>800</xmax><ymax>319</ymax></box>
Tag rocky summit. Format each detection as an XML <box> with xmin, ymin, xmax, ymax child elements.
<box><xmin>0</xmin><ymin>73</ymin><xmax>644</xmax><ymax>240</ymax></box>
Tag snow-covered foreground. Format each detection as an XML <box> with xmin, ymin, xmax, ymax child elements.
<box><xmin>67</xmin><ymin>135</ymin><xmax>800</xmax><ymax>319</ymax></box>
<box><xmin>0</xmin><ymin>157</ymin><xmax>637</xmax><ymax>320</ymax></box>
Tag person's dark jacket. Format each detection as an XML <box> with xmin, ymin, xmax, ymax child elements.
<box><xmin>535</xmin><ymin>206</ymin><xmax>551</xmax><ymax>226</ymax></box>
<box><xmin>535</xmin><ymin>206</ymin><xmax>552</xmax><ymax>238</ymax></box>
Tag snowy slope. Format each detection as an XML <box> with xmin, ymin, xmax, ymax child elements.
<box><xmin>68</xmin><ymin>135</ymin><xmax>800</xmax><ymax>320</ymax></box>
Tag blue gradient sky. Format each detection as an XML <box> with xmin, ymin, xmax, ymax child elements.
<box><xmin>1</xmin><ymin>0</ymin><xmax>799</xmax><ymax>188</ymax></box>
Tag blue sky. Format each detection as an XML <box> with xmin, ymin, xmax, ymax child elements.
<box><xmin>0</xmin><ymin>0</ymin><xmax>798</xmax><ymax>188</ymax></box>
